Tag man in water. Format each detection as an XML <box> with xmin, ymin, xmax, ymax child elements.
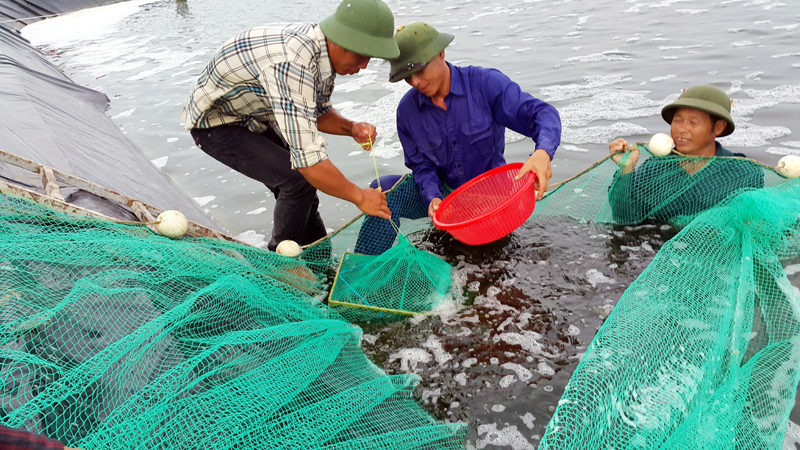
<box><xmin>181</xmin><ymin>0</ymin><xmax>398</xmax><ymax>251</ymax></box>
<box><xmin>607</xmin><ymin>85</ymin><xmax>764</xmax><ymax>225</ymax></box>
<box><xmin>355</xmin><ymin>22</ymin><xmax>562</xmax><ymax>255</ymax></box>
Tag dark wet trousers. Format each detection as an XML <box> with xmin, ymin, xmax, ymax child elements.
<box><xmin>191</xmin><ymin>125</ymin><xmax>327</xmax><ymax>251</ymax></box>
<box><xmin>354</xmin><ymin>174</ymin><xmax>428</xmax><ymax>255</ymax></box>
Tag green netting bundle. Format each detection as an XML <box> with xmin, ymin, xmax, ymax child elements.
<box><xmin>328</xmin><ymin>234</ymin><xmax>452</xmax><ymax>322</ymax></box>
<box><xmin>534</xmin><ymin>144</ymin><xmax>788</xmax><ymax>227</ymax></box>
<box><xmin>538</xmin><ymin>176</ymin><xmax>800</xmax><ymax>448</ymax></box>
<box><xmin>0</xmin><ymin>193</ymin><xmax>465</xmax><ymax>449</ymax></box>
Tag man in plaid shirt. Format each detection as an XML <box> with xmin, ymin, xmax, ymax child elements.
<box><xmin>182</xmin><ymin>0</ymin><xmax>399</xmax><ymax>251</ymax></box>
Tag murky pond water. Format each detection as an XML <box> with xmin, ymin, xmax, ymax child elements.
<box><xmin>351</xmin><ymin>220</ymin><xmax>679</xmax><ymax>447</ymax></box>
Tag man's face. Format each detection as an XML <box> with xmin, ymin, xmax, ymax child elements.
<box><xmin>670</xmin><ymin>107</ymin><xmax>725</xmax><ymax>156</ymax></box>
<box><xmin>329</xmin><ymin>41</ymin><xmax>370</xmax><ymax>75</ymax></box>
<box><xmin>405</xmin><ymin>53</ymin><xmax>447</xmax><ymax>98</ymax></box>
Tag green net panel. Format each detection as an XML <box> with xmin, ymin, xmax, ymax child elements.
<box><xmin>0</xmin><ymin>192</ymin><xmax>465</xmax><ymax>449</ymax></box>
<box><xmin>328</xmin><ymin>235</ymin><xmax>452</xmax><ymax>323</ymax></box>
<box><xmin>533</xmin><ymin>148</ymin><xmax>800</xmax><ymax>448</ymax></box>
<box><xmin>302</xmin><ymin>175</ymin><xmax>453</xmax><ymax>322</ymax></box>
<box><xmin>533</xmin><ymin>144</ymin><xmax>786</xmax><ymax>227</ymax></box>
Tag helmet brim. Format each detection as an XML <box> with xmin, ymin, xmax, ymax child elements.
<box><xmin>662</xmin><ymin>98</ymin><xmax>735</xmax><ymax>137</ymax></box>
<box><xmin>321</xmin><ymin>16</ymin><xmax>400</xmax><ymax>59</ymax></box>
<box><xmin>389</xmin><ymin>33</ymin><xmax>454</xmax><ymax>82</ymax></box>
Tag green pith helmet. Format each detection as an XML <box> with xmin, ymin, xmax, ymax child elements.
<box><xmin>389</xmin><ymin>22</ymin><xmax>454</xmax><ymax>83</ymax></box>
<box><xmin>661</xmin><ymin>85</ymin><xmax>735</xmax><ymax>137</ymax></box>
<box><xmin>320</xmin><ymin>0</ymin><xmax>399</xmax><ymax>59</ymax></box>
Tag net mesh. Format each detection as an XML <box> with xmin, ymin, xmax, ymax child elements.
<box><xmin>527</xmin><ymin>145</ymin><xmax>800</xmax><ymax>449</ymax></box>
<box><xmin>0</xmin><ymin>192</ymin><xmax>465</xmax><ymax>449</ymax></box>
<box><xmin>328</xmin><ymin>235</ymin><xmax>452</xmax><ymax>323</ymax></box>
<box><xmin>3</xmin><ymin>143</ymin><xmax>799</xmax><ymax>449</ymax></box>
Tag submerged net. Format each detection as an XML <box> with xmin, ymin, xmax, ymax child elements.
<box><xmin>0</xmin><ymin>192</ymin><xmax>465</xmax><ymax>449</ymax></box>
<box><xmin>302</xmin><ymin>175</ymin><xmax>454</xmax><ymax>322</ymax></box>
<box><xmin>538</xmin><ymin>178</ymin><xmax>800</xmax><ymax>449</ymax></box>
<box><xmin>329</xmin><ymin>235</ymin><xmax>452</xmax><ymax>323</ymax></box>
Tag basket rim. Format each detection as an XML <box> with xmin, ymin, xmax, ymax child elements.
<box><xmin>432</xmin><ymin>162</ymin><xmax>536</xmax><ymax>231</ymax></box>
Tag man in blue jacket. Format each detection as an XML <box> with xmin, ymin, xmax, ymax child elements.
<box><xmin>355</xmin><ymin>22</ymin><xmax>561</xmax><ymax>254</ymax></box>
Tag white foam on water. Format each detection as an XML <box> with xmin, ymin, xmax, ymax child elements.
<box><xmin>537</xmin><ymin>361</ymin><xmax>555</xmax><ymax>376</ymax></box>
<box><xmin>767</xmin><ymin>147</ymin><xmax>800</xmax><ymax>155</ymax></box>
<box><xmin>336</xmin><ymin>82</ymin><xmax>411</xmax><ymax>160</ymax></box>
<box><xmin>234</xmin><ymin>230</ymin><xmax>268</xmax><ymax>249</ymax></box>
<box><xmin>21</xmin><ymin>0</ymin><xmax>159</xmax><ymax>46</ymax></box>
<box><xmin>783</xmin><ymin>420</ymin><xmax>800</xmax><ymax>450</ymax></box>
<box><xmin>111</xmin><ymin>108</ymin><xmax>136</xmax><ymax>119</ymax></box>
<box><xmin>539</xmin><ymin>73</ymin><xmax>633</xmax><ymax>102</ymax></box>
<box><xmin>718</xmin><ymin>123</ymin><xmax>792</xmax><ymax>147</ymax></box>
<box><xmin>166</xmin><ymin>137</ymin><xmax>179</xmax><ymax>143</ymax></box>
<box><xmin>649</xmin><ymin>74</ymin><xmax>677</xmax><ymax>82</ymax></box>
<box><xmin>475</xmin><ymin>424</ymin><xmax>535</xmax><ymax>450</ymax></box>
<box><xmin>774</xmin><ymin>24</ymin><xmax>799</xmax><ymax>31</ymax></box>
<box><xmin>492</xmin><ymin>404</ymin><xmax>507</xmax><ymax>412</ymax></box>
<box><xmin>566</xmin><ymin>324</ymin><xmax>581</xmax><ymax>335</ymax></box>
<box><xmin>563</xmin><ymin>49</ymin><xmax>634</xmax><ymax>63</ymax></box>
<box><xmin>360</xmin><ymin>334</ymin><xmax>378</xmax><ymax>345</ymax></box>
<box><xmin>454</xmin><ymin>373</ymin><xmax>468</xmax><ymax>386</ymax></box>
<box><xmin>561</xmin><ymin>144</ymin><xmax>589</xmax><ymax>152</ymax></box>
<box><xmin>779</xmin><ymin>141</ymin><xmax>800</xmax><ymax>148</ymax></box>
<box><xmin>586</xmin><ymin>269</ymin><xmax>616</xmax><ymax>287</ymax></box>
<box><xmin>521</xmin><ymin>412</ymin><xmax>536</xmax><ymax>429</ymax></box>
<box><xmin>192</xmin><ymin>195</ymin><xmax>215</xmax><ymax>206</ymax></box>
<box><xmin>423</xmin><ymin>335</ymin><xmax>454</xmax><ymax>365</ymax></box>
<box><xmin>150</xmin><ymin>156</ymin><xmax>168</xmax><ymax>168</ymax></box>
<box><xmin>675</xmin><ymin>8</ymin><xmax>708</xmax><ymax>14</ymax></box>
<box><xmin>494</xmin><ymin>330</ymin><xmax>557</xmax><ymax>357</ymax></box>
<box><xmin>562</xmin><ymin>122</ymin><xmax>650</xmax><ymax>145</ymax></box>
<box><xmin>245</xmin><ymin>207</ymin><xmax>268</xmax><ymax>215</ymax></box>
<box><xmin>502</xmin><ymin>362</ymin><xmax>533</xmax><ymax>381</ymax></box>
<box><xmin>770</xmin><ymin>53</ymin><xmax>800</xmax><ymax>59</ymax></box>
<box><xmin>388</xmin><ymin>348</ymin><xmax>432</xmax><ymax>373</ymax></box>
<box><xmin>421</xmin><ymin>387</ymin><xmax>441</xmax><ymax>405</ymax></box>
<box><xmin>558</xmin><ymin>90</ymin><xmax>668</xmax><ymax>128</ymax></box>
<box><xmin>462</xmin><ymin>357</ymin><xmax>478</xmax><ymax>368</ymax></box>
<box><xmin>731</xmin><ymin>40</ymin><xmax>761</xmax><ymax>46</ymax></box>
<box><xmin>335</xmin><ymin>72</ymin><xmax>377</xmax><ymax>93</ymax></box>
<box><xmin>786</xmin><ymin>264</ymin><xmax>800</xmax><ymax>276</ymax></box>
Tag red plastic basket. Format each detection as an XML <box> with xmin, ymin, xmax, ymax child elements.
<box><xmin>433</xmin><ymin>163</ymin><xmax>537</xmax><ymax>245</ymax></box>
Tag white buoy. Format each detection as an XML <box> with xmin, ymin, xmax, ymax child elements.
<box><xmin>276</xmin><ymin>240</ymin><xmax>302</xmax><ymax>257</ymax></box>
<box><xmin>648</xmin><ymin>133</ymin><xmax>675</xmax><ymax>157</ymax></box>
<box><xmin>776</xmin><ymin>155</ymin><xmax>800</xmax><ymax>179</ymax></box>
<box><xmin>156</xmin><ymin>210</ymin><xmax>188</xmax><ymax>238</ymax></box>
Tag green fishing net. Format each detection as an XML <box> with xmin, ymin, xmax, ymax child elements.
<box><xmin>328</xmin><ymin>235</ymin><xmax>452</xmax><ymax>323</ymax></box>
<box><xmin>534</xmin><ymin>144</ymin><xmax>786</xmax><ymax>227</ymax></box>
<box><xmin>0</xmin><ymin>192</ymin><xmax>465</xmax><ymax>449</ymax></box>
<box><xmin>302</xmin><ymin>175</ymin><xmax>453</xmax><ymax>322</ymax></box>
<box><xmin>532</xmin><ymin>146</ymin><xmax>800</xmax><ymax>449</ymax></box>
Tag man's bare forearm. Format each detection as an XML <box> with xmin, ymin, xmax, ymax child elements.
<box><xmin>316</xmin><ymin>108</ymin><xmax>354</xmax><ymax>136</ymax></box>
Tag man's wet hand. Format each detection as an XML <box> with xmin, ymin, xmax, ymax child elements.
<box><xmin>516</xmin><ymin>149</ymin><xmax>552</xmax><ymax>200</ymax></box>
<box><xmin>609</xmin><ymin>138</ymin><xmax>639</xmax><ymax>174</ymax></box>
<box><xmin>351</xmin><ymin>122</ymin><xmax>378</xmax><ymax>150</ymax></box>
<box><xmin>356</xmin><ymin>187</ymin><xmax>391</xmax><ymax>219</ymax></box>
<box><xmin>428</xmin><ymin>198</ymin><xmax>442</xmax><ymax>218</ymax></box>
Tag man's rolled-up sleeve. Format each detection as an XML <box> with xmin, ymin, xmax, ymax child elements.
<box><xmin>262</xmin><ymin>61</ymin><xmax>329</xmax><ymax>169</ymax></box>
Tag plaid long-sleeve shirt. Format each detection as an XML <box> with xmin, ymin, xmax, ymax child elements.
<box><xmin>181</xmin><ymin>23</ymin><xmax>336</xmax><ymax>169</ymax></box>
<box><xmin>0</xmin><ymin>425</ymin><xmax>64</xmax><ymax>450</ymax></box>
